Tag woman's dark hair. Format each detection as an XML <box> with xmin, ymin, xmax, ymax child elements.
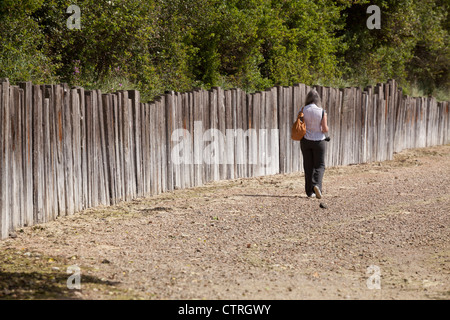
<box><xmin>305</xmin><ymin>89</ymin><xmax>321</xmax><ymax>107</ymax></box>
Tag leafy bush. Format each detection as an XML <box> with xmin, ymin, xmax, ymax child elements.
<box><xmin>0</xmin><ymin>0</ymin><xmax>448</xmax><ymax>101</ymax></box>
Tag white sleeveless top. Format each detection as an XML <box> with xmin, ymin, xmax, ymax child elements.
<box><xmin>301</xmin><ymin>104</ymin><xmax>326</xmax><ymax>141</ymax></box>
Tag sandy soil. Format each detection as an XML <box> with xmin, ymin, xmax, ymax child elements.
<box><xmin>0</xmin><ymin>145</ymin><xmax>449</xmax><ymax>300</ymax></box>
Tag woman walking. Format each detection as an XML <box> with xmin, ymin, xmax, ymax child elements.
<box><xmin>299</xmin><ymin>89</ymin><xmax>329</xmax><ymax>199</ymax></box>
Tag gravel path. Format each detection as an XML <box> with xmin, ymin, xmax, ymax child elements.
<box><xmin>1</xmin><ymin>145</ymin><xmax>449</xmax><ymax>300</ymax></box>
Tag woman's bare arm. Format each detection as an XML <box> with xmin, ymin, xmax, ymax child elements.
<box><xmin>321</xmin><ymin>112</ymin><xmax>329</xmax><ymax>133</ymax></box>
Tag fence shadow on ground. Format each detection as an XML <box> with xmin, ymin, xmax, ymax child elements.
<box><xmin>239</xmin><ymin>194</ymin><xmax>302</xmax><ymax>199</ymax></box>
<box><xmin>0</xmin><ymin>270</ymin><xmax>119</xmax><ymax>300</ymax></box>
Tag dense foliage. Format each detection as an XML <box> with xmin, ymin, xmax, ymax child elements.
<box><xmin>0</xmin><ymin>0</ymin><xmax>448</xmax><ymax>101</ymax></box>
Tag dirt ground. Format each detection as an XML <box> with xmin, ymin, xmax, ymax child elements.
<box><xmin>0</xmin><ymin>145</ymin><xmax>449</xmax><ymax>300</ymax></box>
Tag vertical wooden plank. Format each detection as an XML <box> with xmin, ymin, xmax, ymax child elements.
<box><xmin>383</xmin><ymin>82</ymin><xmax>391</xmax><ymax>160</ymax></box>
<box><xmin>49</xmin><ymin>86</ymin><xmax>59</xmax><ymax>220</ymax></box>
<box><xmin>173</xmin><ymin>92</ymin><xmax>182</xmax><ymax>189</ymax></box>
<box><xmin>77</xmin><ymin>87</ymin><xmax>88</xmax><ymax>210</ymax></box>
<box><xmin>393</xmin><ymin>89</ymin><xmax>404</xmax><ymax>153</ymax></box>
<box><xmin>350</xmin><ymin>87</ymin><xmax>357</xmax><ymax>164</ymax></box>
<box><xmin>285</xmin><ymin>87</ymin><xmax>293</xmax><ymax>173</ymax></box>
<box><xmin>442</xmin><ymin>102</ymin><xmax>446</xmax><ymax>145</ymax></box>
<box><xmin>129</xmin><ymin>97</ymin><xmax>137</xmax><ymax>198</ymax></box>
<box><xmin>223</xmin><ymin>89</ymin><xmax>233</xmax><ymax>179</ymax></box>
<box><xmin>113</xmin><ymin>93</ymin><xmax>123</xmax><ymax>201</ymax></box>
<box><xmin>371</xmin><ymin>92</ymin><xmax>378</xmax><ymax>162</ymax></box>
<box><xmin>426</xmin><ymin>97</ymin><xmax>436</xmax><ymax>147</ymax></box>
<box><xmin>141</xmin><ymin>102</ymin><xmax>149</xmax><ymax>196</ymax></box>
<box><xmin>250</xmin><ymin>92</ymin><xmax>259</xmax><ymax>177</ymax></box>
<box><xmin>270</xmin><ymin>87</ymin><xmax>279</xmax><ymax>175</ymax></box>
<box><xmin>259</xmin><ymin>91</ymin><xmax>268</xmax><ymax>176</ymax></box>
<box><xmin>361</xmin><ymin>92</ymin><xmax>368</xmax><ymax>163</ymax></box>
<box><xmin>146</xmin><ymin>101</ymin><xmax>153</xmax><ymax>196</ymax></box>
<box><xmin>85</xmin><ymin>91</ymin><xmax>94</xmax><ymax>207</ymax></box>
<box><xmin>9</xmin><ymin>86</ymin><xmax>22</xmax><ymax>231</ymax></box>
<box><xmin>246</xmin><ymin>92</ymin><xmax>254</xmax><ymax>177</ymax></box>
<box><xmin>45</xmin><ymin>87</ymin><xmax>58</xmax><ymax>222</ymax></box>
<box><xmin>409</xmin><ymin>96</ymin><xmax>414</xmax><ymax>150</ymax></box>
<box><xmin>120</xmin><ymin>91</ymin><xmax>131</xmax><ymax>200</ymax></box>
<box><xmin>327</xmin><ymin>87</ymin><xmax>336</xmax><ymax>167</ymax></box>
<box><xmin>432</xmin><ymin>98</ymin><xmax>438</xmax><ymax>146</ymax></box>
<box><xmin>128</xmin><ymin>90</ymin><xmax>142</xmax><ymax>197</ymax></box>
<box><xmin>415</xmin><ymin>97</ymin><xmax>422</xmax><ymax>148</ymax></box>
<box><xmin>63</xmin><ymin>84</ymin><xmax>74</xmax><ymax>215</ymax></box>
<box><xmin>103</xmin><ymin>93</ymin><xmax>117</xmax><ymax>204</ymax></box>
<box><xmin>41</xmin><ymin>86</ymin><xmax>53</xmax><ymax>219</ymax></box>
<box><xmin>18</xmin><ymin>82</ymin><xmax>34</xmax><ymax>226</ymax></box>
<box><xmin>118</xmin><ymin>91</ymin><xmax>127</xmax><ymax>200</ymax></box>
<box><xmin>140</xmin><ymin>102</ymin><xmax>147</xmax><ymax>196</ymax></box>
<box><xmin>277</xmin><ymin>86</ymin><xmax>286</xmax><ymax>174</ymax></box>
<box><xmin>418</xmin><ymin>97</ymin><xmax>426</xmax><ymax>148</ymax></box>
<box><xmin>165</xmin><ymin>92</ymin><xmax>175</xmax><ymax>191</ymax></box>
<box><xmin>188</xmin><ymin>92</ymin><xmax>195</xmax><ymax>188</ymax></box>
<box><xmin>233</xmin><ymin>88</ymin><xmax>242</xmax><ymax>178</ymax></box>
<box><xmin>291</xmin><ymin>84</ymin><xmax>301</xmax><ymax>173</ymax></box>
<box><xmin>96</xmin><ymin>90</ymin><xmax>109</xmax><ymax>205</ymax></box>
<box><xmin>107</xmin><ymin>93</ymin><xmax>116</xmax><ymax>202</ymax></box>
<box><xmin>71</xmin><ymin>89</ymin><xmax>82</xmax><ymax>211</ymax></box>
<box><xmin>202</xmin><ymin>89</ymin><xmax>210</xmax><ymax>183</ymax></box>
<box><xmin>217</xmin><ymin>87</ymin><xmax>227</xmax><ymax>181</ymax></box>
<box><xmin>425</xmin><ymin>97</ymin><xmax>431</xmax><ymax>147</ymax></box>
<box><xmin>400</xmin><ymin>93</ymin><xmax>408</xmax><ymax>151</ymax></box>
<box><xmin>403</xmin><ymin>95</ymin><xmax>410</xmax><ymax>150</ymax></box>
<box><xmin>387</xmin><ymin>80</ymin><xmax>396</xmax><ymax>159</ymax></box>
<box><xmin>397</xmin><ymin>89</ymin><xmax>405</xmax><ymax>152</ymax></box>
<box><xmin>52</xmin><ymin>85</ymin><xmax>65</xmax><ymax>216</ymax></box>
<box><xmin>445</xmin><ymin>102</ymin><xmax>450</xmax><ymax>144</ymax></box>
<box><xmin>42</xmin><ymin>94</ymin><xmax>51</xmax><ymax>222</ymax></box>
<box><xmin>18</xmin><ymin>87</ymin><xmax>26</xmax><ymax>227</ymax></box>
<box><xmin>181</xmin><ymin>92</ymin><xmax>191</xmax><ymax>189</ymax></box>
<box><xmin>152</xmin><ymin>99</ymin><xmax>159</xmax><ymax>194</ymax></box>
<box><xmin>354</xmin><ymin>88</ymin><xmax>362</xmax><ymax>164</ymax></box>
<box><xmin>240</xmin><ymin>89</ymin><xmax>248</xmax><ymax>178</ymax></box>
<box><xmin>334</xmin><ymin>88</ymin><xmax>343</xmax><ymax>166</ymax></box>
<box><xmin>383</xmin><ymin>84</ymin><xmax>390</xmax><ymax>161</ymax></box>
<box><xmin>0</xmin><ymin>79</ymin><xmax>10</xmax><ymax>238</ymax></box>
<box><xmin>339</xmin><ymin>88</ymin><xmax>350</xmax><ymax>166</ymax></box>
<box><xmin>32</xmin><ymin>85</ymin><xmax>45</xmax><ymax>224</ymax></box>
<box><xmin>263</xmin><ymin>88</ymin><xmax>273</xmax><ymax>175</ymax></box>
<box><xmin>151</xmin><ymin>100</ymin><xmax>161</xmax><ymax>194</ymax></box>
<box><xmin>175</xmin><ymin>92</ymin><xmax>184</xmax><ymax>189</ymax></box>
<box><xmin>159</xmin><ymin>96</ymin><xmax>167</xmax><ymax>193</ymax></box>
<box><xmin>192</xmin><ymin>89</ymin><xmax>202</xmax><ymax>186</ymax></box>
<box><xmin>328</xmin><ymin>86</ymin><xmax>336</xmax><ymax>166</ymax></box>
<box><xmin>153</xmin><ymin>100</ymin><xmax>161</xmax><ymax>194</ymax></box>
<box><xmin>145</xmin><ymin>102</ymin><xmax>153</xmax><ymax>195</ymax></box>
<box><xmin>376</xmin><ymin>85</ymin><xmax>385</xmax><ymax>162</ymax></box>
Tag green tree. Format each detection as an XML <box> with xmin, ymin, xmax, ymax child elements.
<box><xmin>0</xmin><ymin>0</ymin><xmax>57</xmax><ymax>83</ymax></box>
<box><xmin>340</xmin><ymin>0</ymin><xmax>449</xmax><ymax>96</ymax></box>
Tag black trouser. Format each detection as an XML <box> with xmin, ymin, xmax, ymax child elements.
<box><xmin>300</xmin><ymin>138</ymin><xmax>326</xmax><ymax>196</ymax></box>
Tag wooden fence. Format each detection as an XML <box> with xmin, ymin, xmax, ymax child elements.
<box><xmin>0</xmin><ymin>78</ymin><xmax>449</xmax><ymax>239</ymax></box>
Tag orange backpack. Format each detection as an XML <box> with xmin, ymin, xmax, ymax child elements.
<box><xmin>291</xmin><ymin>107</ymin><xmax>306</xmax><ymax>141</ymax></box>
